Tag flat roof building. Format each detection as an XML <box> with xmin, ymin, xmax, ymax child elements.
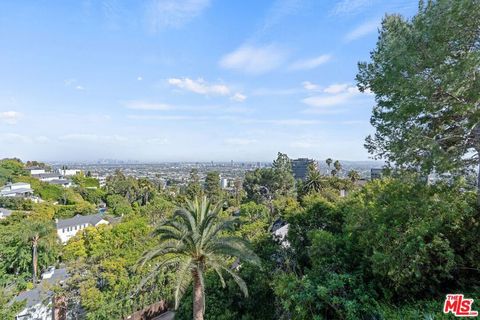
<box><xmin>291</xmin><ymin>158</ymin><xmax>316</xmax><ymax>180</ymax></box>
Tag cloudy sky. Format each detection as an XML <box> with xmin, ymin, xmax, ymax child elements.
<box><xmin>0</xmin><ymin>0</ymin><xmax>417</xmax><ymax>162</ymax></box>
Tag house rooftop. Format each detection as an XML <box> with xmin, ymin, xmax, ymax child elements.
<box><xmin>56</xmin><ymin>213</ymin><xmax>106</xmax><ymax>229</ymax></box>
<box><xmin>49</xmin><ymin>179</ymin><xmax>71</xmax><ymax>185</ymax></box>
<box><xmin>32</xmin><ymin>173</ymin><xmax>62</xmax><ymax>179</ymax></box>
<box><xmin>2</xmin><ymin>182</ymin><xmax>30</xmax><ymax>187</ymax></box>
<box><xmin>15</xmin><ymin>268</ymin><xmax>68</xmax><ymax>308</ymax></box>
<box><xmin>0</xmin><ymin>188</ymin><xmax>34</xmax><ymax>196</ymax></box>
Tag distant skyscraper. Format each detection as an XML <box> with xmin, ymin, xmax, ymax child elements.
<box><xmin>291</xmin><ymin>158</ymin><xmax>316</xmax><ymax>180</ymax></box>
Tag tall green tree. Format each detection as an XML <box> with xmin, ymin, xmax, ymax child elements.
<box><xmin>347</xmin><ymin>170</ymin><xmax>361</xmax><ymax>183</ymax></box>
<box><xmin>325</xmin><ymin>158</ymin><xmax>333</xmax><ymax>169</ymax></box>
<box><xmin>204</xmin><ymin>171</ymin><xmax>221</xmax><ymax>203</ymax></box>
<box><xmin>303</xmin><ymin>163</ymin><xmax>323</xmax><ymax>194</ymax></box>
<box><xmin>185</xmin><ymin>169</ymin><xmax>203</xmax><ymax>201</ymax></box>
<box><xmin>139</xmin><ymin>197</ymin><xmax>260</xmax><ymax>320</ymax></box>
<box><xmin>357</xmin><ymin>0</ymin><xmax>480</xmax><ymax>202</ymax></box>
<box><xmin>272</xmin><ymin>152</ymin><xmax>296</xmax><ymax>197</ymax></box>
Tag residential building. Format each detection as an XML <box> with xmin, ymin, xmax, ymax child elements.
<box><xmin>0</xmin><ymin>182</ymin><xmax>34</xmax><ymax>198</ymax></box>
<box><xmin>49</xmin><ymin>179</ymin><xmax>73</xmax><ymax>188</ymax></box>
<box><xmin>291</xmin><ymin>158</ymin><xmax>316</xmax><ymax>180</ymax></box>
<box><xmin>26</xmin><ymin>167</ymin><xmax>46</xmax><ymax>175</ymax></box>
<box><xmin>370</xmin><ymin>168</ymin><xmax>383</xmax><ymax>180</ymax></box>
<box><xmin>97</xmin><ymin>176</ymin><xmax>106</xmax><ymax>187</ymax></box>
<box><xmin>427</xmin><ymin>172</ymin><xmax>453</xmax><ymax>185</ymax></box>
<box><xmin>56</xmin><ymin>213</ymin><xmax>109</xmax><ymax>243</ymax></box>
<box><xmin>15</xmin><ymin>267</ymin><xmax>68</xmax><ymax>320</ymax></box>
<box><xmin>57</xmin><ymin>168</ymin><xmax>81</xmax><ymax>176</ymax></box>
<box><xmin>32</xmin><ymin>173</ymin><xmax>63</xmax><ymax>182</ymax></box>
<box><xmin>220</xmin><ymin>178</ymin><xmax>228</xmax><ymax>189</ymax></box>
<box><xmin>0</xmin><ymin>207</ymin><xmax>12</xmax><ymax>219</ymax></box>
<box><xmin>273</xmin><ymin>224</ymin><xmax>290</xmax><ymax>248</ymax></box>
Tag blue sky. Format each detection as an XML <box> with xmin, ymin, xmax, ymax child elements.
<box><xmin>0</xmin><ymin>0</ymin><xmax>418</xmax><ymax>162</ymax></box>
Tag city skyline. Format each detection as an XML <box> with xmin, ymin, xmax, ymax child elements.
<box><xmin>0</xmin><ymin>0</ymin><xmax>418</xmax><ymax>162</ymax></box>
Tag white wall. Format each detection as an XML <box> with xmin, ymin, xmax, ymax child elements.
<box><xmin>29</xmin><ymin>169</ymin><xmax>46</xmax><ymax>175</ymax></box>
<box><xmin>16</xmin><ymin>303</ymin><xmax>51</xmax><ymax>320</ymax></box>
<box><xmin>57</xmin><ymin>220</ymin><xmax>109</xmax><ymax>243</ymax></box>
<box><xmin>10</xmin><ymin>183</ymin><xmax>31</xmax><ymax>190</ymax></box>
<box><xmin>58</xmin><ymin>169</ymin><xmax>81</xmax><ymax>176</ymax></box>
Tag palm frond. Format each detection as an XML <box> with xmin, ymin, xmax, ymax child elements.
<box><xmin>173</xmin><ymin>208</ymin><xmax>197</xmax><ymax>234</ymax></box>
<box><xmin>206</xmin><ymin>237</ymin><xmax>261</xmax><ymax>265</ymax></box>
<box><xmin>174</xmin><ymin>258</ymin><xmax>193</xmax><ymax>310</ymax></box>
<box><xmin>221</xmin><ymin>266</ymin><xmax>249</xmax><ymax>298</ymax></box>
<box><xmin>209</xmin><ymin>261</ymin><xmax>226</xmax><ymax>288</ymax></box>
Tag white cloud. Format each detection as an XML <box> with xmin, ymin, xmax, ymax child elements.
<box><xmin>137</xmin><ymin>76</ymin><xmax>143</xmax><ymax>81</ymax></box>
<box><xmin>231</xmin><ymin>93</ymin><xmax>247</xmax><ymax>102</ymax></box>
<box><xmin>255</xmin><ymin>0</ymin><xmax>306</xmax><ymax>38</ymax></box>
<box><xmin>146</xmin><ymin>0</ymin><xmax>210</xmax><ymax>31</ymax></box>
<box><xmin>59</xmin><ymin>134</ymin><xmax>128</xmax><ymax>143</ymax></box>
<box><xmin>168</xmin><ymin>78</ymin><xmax>230</xmax><ymax>96</ymax></box>
<box><xmin>0</xmin><ymin>133</ymin><xmax>31</xmax><ymax>143</ymax></box>
<box><xmin>224</xmin><ymin>138</ymin><xmax>257</xmax><ymax>146</ymax></box>
<box><xmin>302</xmin><ymin>94</ymin><xmax>351</xmax><ymax>108</ymax></box>
<box><xmin>127</xmin><ymin>114</ymin><xmax>199</xmax><ymax>121</ymax></box>
<box><xmin>345</xmin><ymin>20</ymin><xmax>379</xmax><ymax>42</ymax></box>
<box><xmin>331</xmin><ymin>0</ymin><xmax>375</xmax><ymax>16</ymax></box>
<box><xmin>302</xmin><ymin>81</ymin><xmax>319</xmax><ymax>91</ymax></box>
<box><xmin>289</xmin><ymin>54</ymin><xmax>332</xmax><ymax>70</ymax></box>
<box><xmin>0</xmin><ymin>111</ymin><xmax>22</xmax><ymax>124</ymax></box>
<box><xmin>324</xmin><ymin>83</ymin><xmax>350</xmax><ymax>94</ymax></box>
<box><xmin>64</xmin><ymin>78</ymin><xmax>86</xmax><ymax>91</ymax></box>
<box><xmin>241</xmin><ymin>118</ymin><xmax>325</xmax><ymax>126</ymax></box>
<box><xmin>219</xmin><ymin>44</ymin><xmax>288</xmax><ymax>74</ymax></box>
<box><xmin>123</xmin><ymin>100</ymin><xmax>172</xmax><ymax>110</ymax></box>
<box><xmin>302</xmin><ymin>83</ymin><xmax>373</xmax><ymax>111</ymax></box>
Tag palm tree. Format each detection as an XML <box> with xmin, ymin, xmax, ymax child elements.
<box><xmin>303</xmin><ymin>163</ymin><xmax>322</xmax><ymax>194</ymax></box>
<box><xmin>25</xmin><ymin>221</ymin><xmax>53</xmax><ymax>283</ymax></box>
<box><xmin>333</xmin><ymin>160</ymin><xmax>342</xmax><ymax>173</ymax></box>
<box><xmin>138</xmin><ymin>178</ymin><xmax>155</xmax><ymax>205</ymax></box>
<box><xmin>325</xmin><ymin>158</ymin><xmax>333</xmax><ymax>169</ymax></box>
<box><xmin>139</xmin><ymin>197</ymin><xmax>260</xmax><ymax>320</ymax></box>
<box><xmin>347</xmin><ymin>170</ymin><xmax>360</xmax><ymax>183</ymax></box>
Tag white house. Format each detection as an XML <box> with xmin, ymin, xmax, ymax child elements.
<box><xmin>49</xmin><ymin>179</ymin><xmax>73</xmax><ymax>188</ymax></box>
<box><xmin>15</xmin><ymin>267</ymin><xmax>68</xmax><ymax>320</ymax></box>
<box><xmin>0</xmin><ymin>182</ymin><xmax>34</xmax><ymax>198</ymax></box>
<box><xmin>57</xmin><ymin>168</ymin><xmax>81</xmax><ymax>176</ymax></box>
<box><xmin>56</xmin><ymin>213</ymin><xmax>109</xmax><ymax>243</ymax></box>
<box><xmin>32</xmin><ymin>173</ymin><xmax>63</xmax><ymax>182</ymax></box>
<box><xmin>26</xmin><ymin>167</ymin><xmax>46</xmax><ymax>175</ymax></box>
<box><xmin>273</xmin><ymin>224</ymin><xmax>290</xmax><ymax>248</ymax></box>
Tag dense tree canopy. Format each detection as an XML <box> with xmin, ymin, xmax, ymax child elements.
<box><xmin>357</xmin><ymin>0</ymin><xmax>480</xmax><ymax>189</ymax></box>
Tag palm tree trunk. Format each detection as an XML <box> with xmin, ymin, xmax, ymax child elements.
<box><xmin>192</xmin><ymin>271</ymin><xmax>204</xmax><ymax>320</ymax></box>
<box><xmin>32</xmin><ymin>236</ymin><xmax>38</xmax><ymax>283</ymax></box>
